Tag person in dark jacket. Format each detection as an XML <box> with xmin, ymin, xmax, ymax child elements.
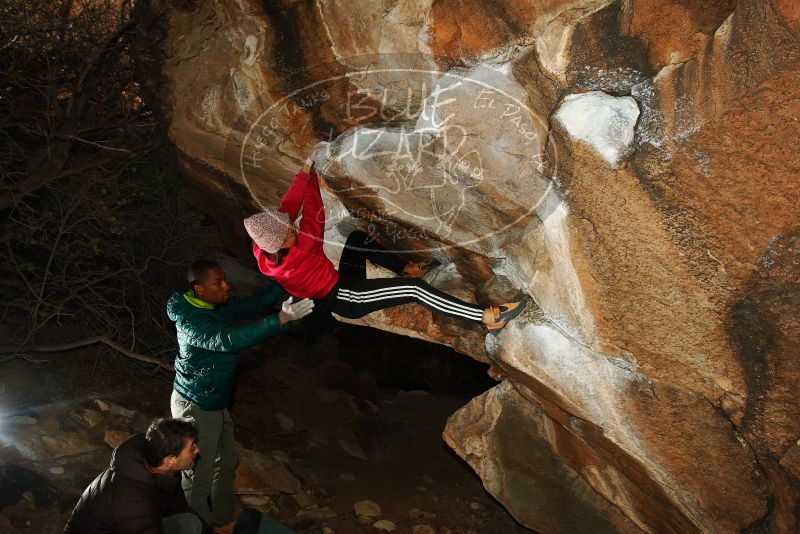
<box><xmin>167</xmin><ymin>260</ymin><xmax>313</xmax><ymax>530</ymax></box>
<box><xmin>63</xmin><ymin>417</ymin><xmax>213</xmax><ymax>534</ymax></box>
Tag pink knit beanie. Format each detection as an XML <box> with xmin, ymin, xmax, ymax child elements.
<box><xmin>243</xmin><ymin>209</ymin><xmax>291</xmax><ymax>253</ymax></box>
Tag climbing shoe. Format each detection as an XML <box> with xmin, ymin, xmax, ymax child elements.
<box><xmin>484</xmin><ymin>300</ymin><xmax>527</xmax><ymax>334</ymax></box>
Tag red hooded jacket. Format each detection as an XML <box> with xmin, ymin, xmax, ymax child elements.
<box><xmin>252</xmin><ymin>170</ymin><xmax>339</xmax><ymax>299</ymax></box>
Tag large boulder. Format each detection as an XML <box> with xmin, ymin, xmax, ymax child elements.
<box><xmin>134</xmin><ymin>0</ymin><xmax>800</xmax><ymax>531</ymax></box>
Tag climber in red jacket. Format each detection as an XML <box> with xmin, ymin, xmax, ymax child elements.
<box><xmin>243</xmin><ymin>158</ymin><xmax>526</xmax><ymax>333</ymax></box>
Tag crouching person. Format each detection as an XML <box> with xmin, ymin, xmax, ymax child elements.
<box><xmin>63</xmin><ymin>417</ymin><xmax>212</xmax><ymax>534</ymax></box>
<box><xmin>167</xmin><ymin>260</ymin><xmax>313</xmax><ymax>531</ymax></box>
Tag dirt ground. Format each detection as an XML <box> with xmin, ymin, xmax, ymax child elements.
<box><xmin>0</xmin><ymin>321</ymin><xmax>531</xmax><ymax>533</ymax></box>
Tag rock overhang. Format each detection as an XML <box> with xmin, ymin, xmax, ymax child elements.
<box><xmin>133</xmin><ymin>0</ymin><xmax>800</xmax><ymax>531</ymax></box>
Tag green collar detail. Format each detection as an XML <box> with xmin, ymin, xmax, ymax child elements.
<box><xmin>183</xmin><ymin>290</ymin><xmax>214</xmax><ymax>309</ymax></box>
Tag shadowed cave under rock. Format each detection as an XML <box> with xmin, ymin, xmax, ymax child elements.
<box><xmin>1</xmin><ymin>305</ymin><xmax>531</xmax><ymax>533</ymax></box>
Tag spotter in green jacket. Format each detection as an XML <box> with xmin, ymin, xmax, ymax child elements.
<box><xmin>166</xmin><ymin>279</ymin><xmax>287</xmax><ymax>412</ymax></box>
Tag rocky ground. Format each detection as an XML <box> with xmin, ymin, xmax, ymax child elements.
<box><xmin>0</xmin><ymin>321</ymin><xmax>530</xmax><ymax>533</ymax></box>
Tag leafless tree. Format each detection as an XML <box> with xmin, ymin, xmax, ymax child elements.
<box><xmin>0</xmin><ymin>1</ymin><xmax>217</xmax><ymax>369</ymax></box>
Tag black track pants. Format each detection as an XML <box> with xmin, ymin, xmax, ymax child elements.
<box><xmin>326</xmin><ymin>231</ymin><xmax>484</xmax><ymax>323</ymax></box>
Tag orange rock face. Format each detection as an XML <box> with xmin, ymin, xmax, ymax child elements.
<box><xmin>428</xmin><ymin>0</ymin><xmax>540</xmax><ymax>59</ymax></box>
<box><xmin>626</xmin><ymin>0</ymin><xmax>735</xmax><ymax>69</ymax></box>
<box><xmin>135</xmin><ymin>0</ymin><xmax>800</xmax><ymax>531</ymax></box>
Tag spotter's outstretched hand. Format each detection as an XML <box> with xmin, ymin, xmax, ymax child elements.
<box><xmin>280</xmin><ymin>296</ymin><xmax>314</xmax><ymax>324</ymax></box>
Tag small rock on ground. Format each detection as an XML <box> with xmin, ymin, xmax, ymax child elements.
<box><xmin>274</xmin><ymin>412</ymin><xmax>295</xmax><ymax>432</ymax></box>
<box><xmin>103</xmin><ymin>430</ymin><xmax>129</xmax><ymax>449</ymax></box>
<box><xmin>354</xmin><ymin>500</ymin><xmax>381</xmax><ymax>518</ymax></box>
<box><xmin>239</xmin><ymin>495</ymin><xmax>268</xmax><ymax>506</ymax></box>
<box><xmin>7</xmin><ymin>415</ymin><xmax>37</xmax><ymax>425</ymax></box>
<box><xmin>292</xmin><ymin>490</ymin><xmax>314</xmax><ymax>508</ymax></box>
<box><xmin>372</xmin><ymin>519</ymin><xmax>396</xmax><ymax>531</ymax></box>
<box><xmin>316</xmin><ymin>390</ymin><xmax>340</xmax><ymax>404</ymax></box>
<box><xmin>294</xmin><ymin>506</ymin><xmax>337</xmax><ymax>520</ymax></box>
<box><xmin>271</xmin><ymin>450</ymin><xmax>290</xmax><ymax>463</ymax></box>
<box><xmin>408</xmin><ymin>508</ymin><xmax>436</xmax><ymax>520</ymax></box>
<box><xmin>93</xmin><ymin>400</ymin><xmax>135</xmax><ymax>418</ymax></box>
<box><xmin>70</xmin><ymin>408</ymin><xmax>103</xmax><ymax>429</ymax></box>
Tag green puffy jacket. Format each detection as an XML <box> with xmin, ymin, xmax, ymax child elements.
<box><xmin>166</xmin><ymin>284</ymin><xmax>287</xmax><ymax>411</ymax></box>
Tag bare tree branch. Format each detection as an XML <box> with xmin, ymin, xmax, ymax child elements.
<box><xmin>0</xmin><ymin>1</ymin><xmax>222</xmax><ymax>372</ymax></box>
<box><xmin>52</xmin><ymin>134</ymin><xmax>132</xmax><ymax>153</ymax></box>
<box><xmin>0</xmin><ymin>336</ymin><xmax>174</xmax><ymax>371</ymax></box>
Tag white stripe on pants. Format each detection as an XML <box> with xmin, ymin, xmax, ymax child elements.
<box><xmin>331</xmin><ymin>276</ymin><xmax>484</xmax><ymax>322</ymax></box>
